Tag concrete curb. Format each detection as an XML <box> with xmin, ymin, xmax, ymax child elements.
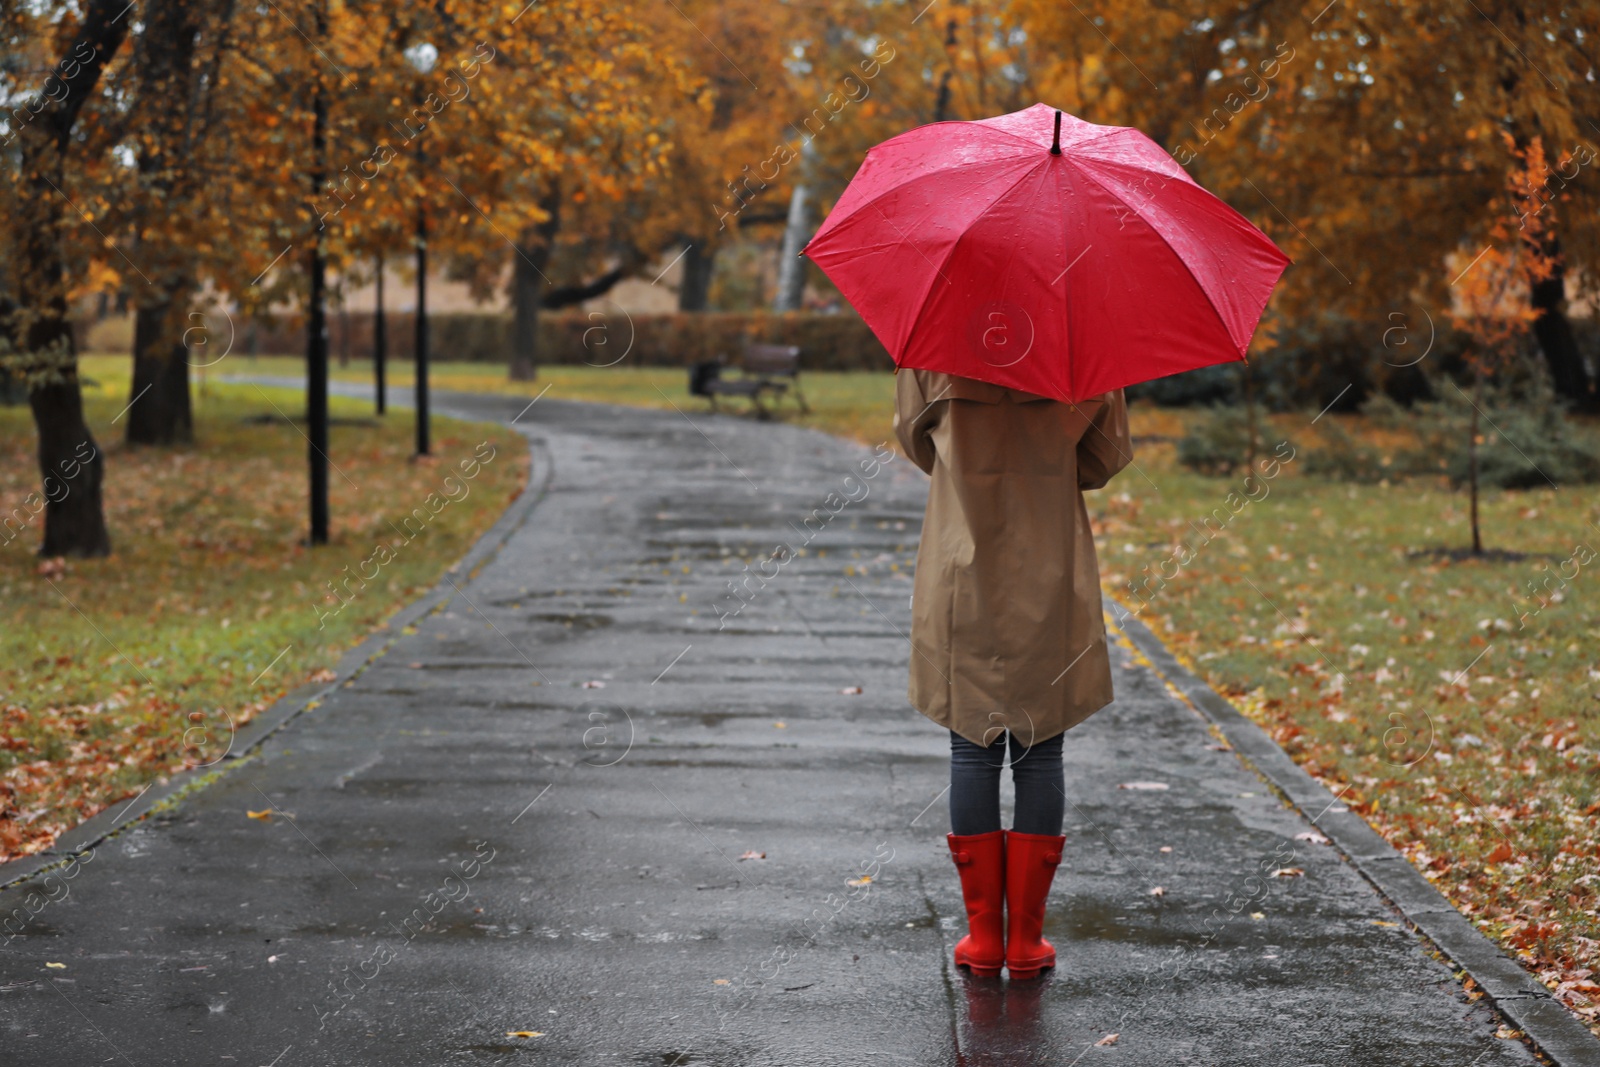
<box><xmin>2</xmin><ymin>423</ymin><xmax>556</xmax><ymax>891</ymax></box>
<box><xmin>1108</xmin><ymin>597</ymin><xmax>1600</xmax><ymax>1066</ymax></box>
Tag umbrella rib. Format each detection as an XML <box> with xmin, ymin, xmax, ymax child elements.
<box><xmin>1064</xmin><ymin>158</ymin><xmax>1246</xmax><ymax>356</ymax></box>
<box><xmin>952</xmin><ymin>115</ymin><xmax>1130</xmax><ymax>156</ymax></box>
<box><xmin>874</xmin><ymin>117</ymin><xmax>1052</xmax><ymax>157</ymax></box>
<box><xmin>870</xmin><ymin>200</ymin><xmax>954</xmax><ymax>287</ymax></box>
<box><xmin>897</xmin><ymin>156</ymin><xmax>1057</xmax><ymax>366</ymax></box>
<box><xmin>1053</xmin><ymin>160</ymin><xmax>1079</xmax><ymax>401</ymax></box>
<box><xmin>825</xmin><ymin>152</ymin><xmax>1038</xmax><ymax>239</ymax></box>
<box><xmin>988</xmin><ymin>158</ymin><xmax>1063</xmax><ymax>385</ymax></box>
<box><xmin>1066</xmin><ymin>127</ymin><xmax>1199</xmax><ymax>186</ymax></box>
<box><xmin>1050</xmin><ymin>124</ymin><xmax>1132</xmax><ymax>155</ymax></box>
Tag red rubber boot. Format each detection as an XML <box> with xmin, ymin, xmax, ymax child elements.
<box><xmin>1004</xmin><ymin>831</ymin><xmax>1064</xmax><ymax>979</ymax></box>
<box><xmin>947</xmin><ymin>830</ymin><xmax>1006</xmax><ymax>977</ymax></box>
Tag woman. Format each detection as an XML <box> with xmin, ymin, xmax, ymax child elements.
<box><xmin>894</xmin><ymin>367</ymin><xmax>1132</xmax><ymax>979</ymax></box>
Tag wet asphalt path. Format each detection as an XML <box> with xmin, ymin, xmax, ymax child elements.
<box><xmin>0</xmin><ymin>386</ymin><xmax>1533</xmax><ymax>1065</ymax></box>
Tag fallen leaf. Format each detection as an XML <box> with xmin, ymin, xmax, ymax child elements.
<box><xmin>505</xmin><ymin>1031</ymin><xmax>544</xmax><ymax>1038</ymax></box>
<box><xmin>847</xmin><ymin>876</ymin><xmax>871</xmax><ymax>887</ymax></box>
<box><xmin>1370</xmin><ymin>920</ymin><xmax>1399</xmax><ymax>928</ymax></box>
<box><xmin>1270</xmin><ymin>867</ymin><xmax>1305</xmax><ymax>878</ymax></box>
<box><xmin>44</xmin><ymin>962</ymin><xmax>65</xmax><ymax>969</ymax></box>
<box><xmin>738</xmin><ymin>851</ymin><xmax>766</xmax><ymax>861</ymax></box>
<box><xmin>1294</xmin><ymin>831</ymin><xmax>1331</xmax><ymax>845</ymax></box>
<box><xmin>1095</xmin><ymin>1033</ymin><xmax>1120</xmax><ymax>1047</ymax></box>
<box><xmin>1486</xmin><ymin>842</ymin><xmax>1514</xmax><ymax>864</ymax></box>
<box><xmin>1117</xmin><ymin>781</ymin><xmax>1170</xmax><ymax>791</ymax></box>
<box><xmin>247</xmin><ymin>809</ymin><xmax>273</xmax><ymax>821</ymax></box>
<box><xmin>713</xmin><ymin>978</ymin><xmax>730</xmax><ymax>985</ymax></box>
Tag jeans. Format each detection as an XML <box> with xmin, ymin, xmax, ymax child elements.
<box><xmin>948</xmin><ymin>730</ymin><xmax>1065</xmax><ymax>837</ymax></box>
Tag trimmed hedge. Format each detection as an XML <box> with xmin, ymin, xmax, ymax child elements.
<box><xmin>74</xmin><ymin>306</ymin><xmax>1597</xmax><ymax>411</ymax></box>
<box><xmin>228</xmin><ymin>310</ymin><xmax>894</xmax><ymax>371</ymax></box>
<box><xmin>1129</xmin><ymin>316</ymin><xmax>1599</xmax><ymax>411</ymax></box>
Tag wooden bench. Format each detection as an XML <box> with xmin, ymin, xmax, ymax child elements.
<box><xmin>687</xmin><ymin>343</ymin><xmax>809</xmax><ymax>419</ymax></box>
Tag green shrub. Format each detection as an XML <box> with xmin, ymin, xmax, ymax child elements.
<box><xmin>1417</xmin><ymin>390</ymin><xmax>1600</xmax><ymax>490</ymax></box>
<box><xmin>1302</xmin><ymin>414</ymin><xmax>1394</xmax><ymax>483</ymax></box>
<box><xmin>1123</xmin><ymin>315</ymin><xmax>1473</xmax><ymax>411</ymax></box>
<box><xmin>1128</xmin><ymin>363</ymin><xmax>1239</xmax><ymax>407</ymax></box>
<box><xmin>1304</xmin><ymin>383</ymin><xmax>1600</xmax><ymax>489</ymax></box>
<box><xmin>1176</xmin><ymin>406</ymin><xmax>1256</xmax><ymax>475</ymax></box>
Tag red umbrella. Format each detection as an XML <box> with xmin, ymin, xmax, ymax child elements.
<box><xmin>802</xmin><ymin>103</ymin><xmax>1291</xmax><ymax>402</ymax></box>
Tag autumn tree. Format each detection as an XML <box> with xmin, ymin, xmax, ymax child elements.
<box><xmin>651</xmin><ymin>0</ymin><xmax>810</xmax><ymax>310</ymax></box>
<box><xmin>744</xmin><ymin>0</ymin><xmax>1031</xmax><ymax>306</ymax></box>
<box><xmin>122</xmin><ymin>0</ymin><xmax>238</xmax><ymax>446</ymax></box>
<box><xmin>438</xmin><ymin>1</ymin><xmax>693</xmax><ymax>380</ymax></box>
<box><xmin>1447</xmin><ymin>135</ymin><xmax>1557</xmax><ymax>554</ymax></box>
<box><xmin>1012</xmin><ymin>0</ymin><xmax>1599</xmax><ymax>405</ymax></box>
<box><xmin>258</xmin><ymin>1</ymin><xmax>695</xmax><ymax>381</ymax></box>
<box><xmin>0</xmin><ymin>0</ymin><xmax>131</xmax><ymax>557</ymax></box>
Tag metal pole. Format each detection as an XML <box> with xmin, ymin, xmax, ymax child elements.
<box><xmin>374</xmin><ymin>255</ymin><xmax>386</xmax><ymax>415</ymax></box>
<box><xmin>414</xmin><ymin>149</ymin><xmax>430</xmax><ymax>456</ymax></box>
<box><xmin>307</xmin><ymin>88</ymin><xmax>330</xmax><ymax>545</ymax></box>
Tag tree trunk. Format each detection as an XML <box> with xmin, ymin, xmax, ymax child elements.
<box><xmin>13</xmin><ymin>0</ymin><xmax>130</xmax><ymax>557</ymax></box>
<box><xmin>1528</xmin><ymin>242</ymin><xmax>1593</xmax><ymax>410</ymax></box>
<box><xmin>510</xmin><ymin>193</ymin><xmax>560</xmax><ymax>381</ymax></box>
<box><xmin>1243</xmin><ymin>360</ymin><xmax>1258</xmax><ymax>473</ymax></box>
<box><xmin>511</xmin><ymin>257</ymin><xmax>636</xmax><ymax>374</ymax></box>
<box><xmin>509</xmin><ymin>245</ymin><xmax>550</xmax><ymax>382</ymax></box>
<box><xmin>771</xmin><ymin>181</ymin><xmax>812</xmax><ymax>310</ymax></box>
<box><xmin>678</xmin><ymin>242</ymin><xmax>716</xmax><ymax>312</ymax></box>
<box><xmin>1468</xmin><ymin>370</ymin><xmax>1483</xmax><ymax>556</ymax></box>
<box><xmin>29</xmin><ymin>376</ymin><xmax>112</xmax><ymax>559</ymax></box>
<box><xmin>126</xmin><ymin>290</ymin><xmax>194</xmax><ymax>445</ymax></box>
<box><xmin>933</xmin><ymin>18</ymin><xmax>958</xmax><ymax>122</ymax></box>
<box><xmin>123</xmin><ymin>0</ymin><xmax>208</xmax><ymax>446</ymax></box>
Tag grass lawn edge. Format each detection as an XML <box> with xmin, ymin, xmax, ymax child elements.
<box><xmin>1109</xmin><ymin>597</ymin><xmax>1600</xmax><ymax>1063</ymax></box>
<box><xmin>1</xmin><ymin>422</ymin><xmax>553</xmax><ymax>890</ymax></box>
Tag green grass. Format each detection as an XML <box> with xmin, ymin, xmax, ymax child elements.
<box><xmin>1</xmin><ymin>369</ymin><xmax>526</xmax><ymax>860</ymax></box>
<box><xmin>1101</xmin><ymin>418</ymin><xmax>1600</xmax><ymax>1031</ymax></box>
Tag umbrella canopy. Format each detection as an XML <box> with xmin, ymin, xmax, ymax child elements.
<box><xmin>802</xmin><ymin>103</ymin><xmax>1292</xmax><ymax>402</ymax></box>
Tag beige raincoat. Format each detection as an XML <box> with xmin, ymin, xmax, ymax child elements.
<box><xmin>894</xmin><ymin>369</ymin><xmax>1133</xmax><ymax>748</ymax></box>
